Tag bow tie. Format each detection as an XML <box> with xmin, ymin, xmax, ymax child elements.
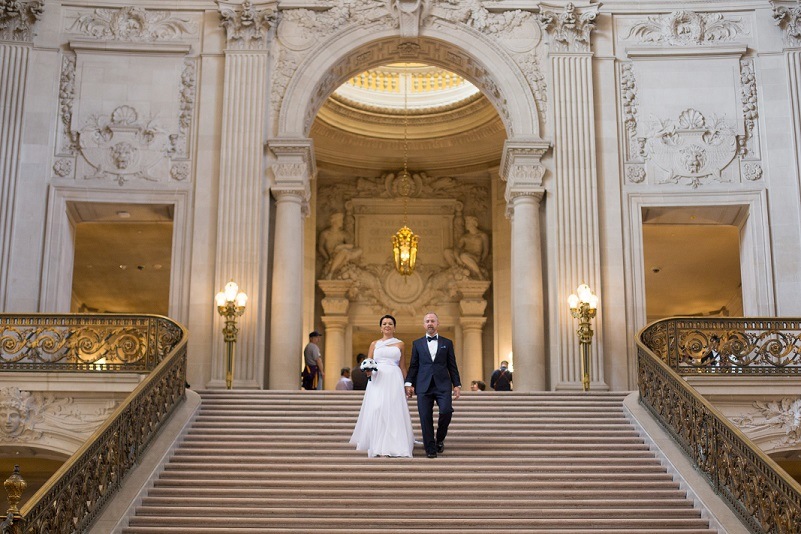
<box><xmin>427</xmin><ymin>336</ymin><xmax>438</xmax><ymax>343</ymax></box>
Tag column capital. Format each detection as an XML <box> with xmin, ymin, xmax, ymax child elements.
<box><xmin>0</xmin><ymin>0</ymin><xmax>44</xmax><ymax>43</ymax></box>
<box><xmin>772</xmin><ymin>1</ymin><xmax>801</xmax><ymax>45</ymax></box>
<box><xmin>268</xmin><ymin>137</ymin><xmax>315</xmax><ymax>211</ymax></box>
<box><xmin>459</xmin><ymin>316</ymin><xmax>488</xmax><ymax>331</ymax></box>
<box><xmin>217</xmin><ymin>0</ymin><xmax>278</xmax><ymax>50</ymax></box>
<box><xmin>321</xmin><ymin>315</ymin><xmax>350</xmax><ymax>330</ymax></box>
<box><xmin>500</xmin><ymin>139</ymin><xmax>549</xmax><ymax>213</ymax></box>
<box><xmin>538</xmin><ymin>2</ymin><xmax>600</xmax><ymax>53</ymax></box>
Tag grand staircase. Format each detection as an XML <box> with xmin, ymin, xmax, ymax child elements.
<box><xmin>120</xmin><ymin>390</ymin><xmax>718</xmax><ymax>533</ymax></box>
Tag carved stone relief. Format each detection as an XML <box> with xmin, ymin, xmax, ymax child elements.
<box><xmin>643</xmin><ymin>108</ymin><xmax>739</xmax><ymax>188</ymax></box>
<box><xmin>0</xmin><ymin>387</ymin><xmax>116</xmax><ymax>445</ymax></box>
<box><xmin>56</xmin><ymin>54</ymin><xmax>196</xmax><ymax>184</ymax></box>
<box><xmin>218</xmin><ymin>0</ymin><xmax>278</xmax><ymax>50</ymax></box>
<box><xmin>67</xmin><ymin>6</ymin><xmax>198</xmax><ymax>42</ymax></box>
<box><xmin>623</xmin><ymin>11</ymin><xmax>746</xmax><ymax>46</ymax></box>
<box><xmin>77</xmin><ymin>105</ymin><xmax>172</xmax><ymax>186</ymax></box>
<box><xmin>732</xmin><ymin>397</ymin><xmax>801</xmax><ymax>450</ymax></box>
<box><xmin>738</xmin><ymin>58</ymin><xmax>760</xmax><ymax>160</ymax></box>
<box><xmin>772</xmin><ymin>0</ymin><xmax>801</xmax><ymax>45</ymax></box>
<box><xmin>317</xmin><ymin>171</ymin><xmax>491</xmax><ymax>316</ymax></box>
<box><xmin>0</xmin><ymin>0</ymin><xmax>43</xmax><ymax>42</ymax></box>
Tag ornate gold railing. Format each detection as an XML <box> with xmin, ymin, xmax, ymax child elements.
<box><xmin>640</xmin><ymin>317</ymin><xmax>801</xmax><ymax>375</ymax></box>
<box><xmin>0</xmin><ymin>314</ymin><xmax>187</xmax><ymax>534</ymax></box>
<box><xmin>638</xmin><ymin>317</ymin><xmax>801</xmax><ymax>533</ymax></box>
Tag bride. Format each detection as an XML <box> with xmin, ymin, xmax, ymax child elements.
<box><xmin>349</xmin><ymin>314</ymin><xmax>415</xmax><ymax>458</ymax></box>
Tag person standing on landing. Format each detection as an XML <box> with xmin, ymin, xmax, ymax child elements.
<box><xmin>405</xmin><ymin>312</ymin><xmax>462</xmax><ymax>458</ymax></box>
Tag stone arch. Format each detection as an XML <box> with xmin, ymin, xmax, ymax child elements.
<box><xmin>276</xmin><ymin>23</ymin><xmax>542</xmax><ymax>140</ymax></box>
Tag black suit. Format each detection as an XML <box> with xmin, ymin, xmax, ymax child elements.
<box><xmin>405</xmin><ymin>335</ymin><xmax>461</xmax><ymax>455</ymax></box>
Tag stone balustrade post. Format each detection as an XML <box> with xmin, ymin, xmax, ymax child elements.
<box><xmin>318</xmin><ymin>280</ymin><xmax>353</xmax><ymax>390</ymax></box>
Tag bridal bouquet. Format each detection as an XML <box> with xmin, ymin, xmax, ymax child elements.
<box><xmin>360</xmin><ymin>358</ymin><xmax>378</xmax><ymax>380</ymax></box>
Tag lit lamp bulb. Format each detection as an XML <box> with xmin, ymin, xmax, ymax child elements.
<box><xmin>216</xmin><ymin>279</ymin><xmax>247</xmax><ymax>389</ymax></box>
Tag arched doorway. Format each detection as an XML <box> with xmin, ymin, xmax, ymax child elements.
<box><xmin>267</xmin><ymin>21</ymin><xmax>549</xmax><ymax>389</ymax></box>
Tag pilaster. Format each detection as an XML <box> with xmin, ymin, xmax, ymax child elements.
<box><xmin>211</xmin><ymin>0</ymin><xmax>276</xmax><ymax>388</ymax></box>
<box><xmin>539</xmin><ymin>2</ymin><xmax>606</xmax><ymax>390</ymax></box>
<box><xmin>0</xmin><ymin>0</ymin><xmax>44</xmax><ymax>308</ymax></box>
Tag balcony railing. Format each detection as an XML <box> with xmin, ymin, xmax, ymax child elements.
<box><xmin>638</xmin><ymin>317</ymin><xmax>801</xmax><ymax>533</ymax></box>
<box><xmin>0</xmin><ymin>314</ymin><xmax>187</xmax><ymax>534</ymax></box>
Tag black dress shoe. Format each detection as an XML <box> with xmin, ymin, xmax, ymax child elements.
<box><xmin>436</xmin><ymin>442</ymin><xmax>445</xmax><ymax>453</ymax></box>
<box><xmin>426</xmin><ymin>452</ymin><xmax>437</xmax><ymax>458</ymax></box>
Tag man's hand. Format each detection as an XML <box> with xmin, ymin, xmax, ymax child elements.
<box><xmin>453</xmin><ymin>386</ymin><xmax>461</xmax><ymax>400</ymax></box>
<box><xmin>405</xmin><ymin>386</ymin><xmax>414</xmax><ymax>398</ymax></box>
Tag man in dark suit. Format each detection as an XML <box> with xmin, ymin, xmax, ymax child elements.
<box><xmin>405</xmin><ymin>312</ymin><xmax>461</xmax><ymax>458</ymax></box>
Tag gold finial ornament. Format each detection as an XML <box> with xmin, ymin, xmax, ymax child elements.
<box><xmin>4</xmin><ymin>465</ymin><xmax>26</xmax><ymax>515</ymax></box>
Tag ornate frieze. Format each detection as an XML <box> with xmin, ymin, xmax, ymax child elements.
<box><xmin>68</xmin><ymin>6</ymin><xmax>197</xmax><ymax>42</ymax></box>
<box><xmin>0</xmin><ymin>0</ymin><xmax>43</xmax><ymax>42</ymax></box>
<box><xmin>0</xmin><ymin>387</ymin><xmax>116</xmax><ymax>444</ymax></box>
<box><xmin>77</xmin><ymin>105</ymin><xmax>171</xmax><ymax>186</ymax></box>
<box><xmin>218</xmin><ymin>0</ymin><xmax>278</xmax><ymax>50</ymax></box>
<box><xmin>732</xmin><ymin>397</ymin><xmax>801</xmax><ymax>449</ymax></box>
<box><xmin>537</xmin><ymin>2</ymin><xmax>599</xmax><ymax>53</ymax></box>
<box><xmin>643</xmin><ymin>108</ymin><xmax>738</xmax><ymax>188</ymax></box>
<box><xmin>624</xmin><ymin>11</ymin><xmax>745</xmax><ymax>46</ymax></box>
<box><xmin>772</xmin><ymin>0</ymin><xmax>801</xmax><ymax>44</ymax></box>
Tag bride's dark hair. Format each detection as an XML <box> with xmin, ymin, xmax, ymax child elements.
<box><xmin>379</xmin><ymin>314</ymin><xmax>396</xmax><ymax>327</ymax></box>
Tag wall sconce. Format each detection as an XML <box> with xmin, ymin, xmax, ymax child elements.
<box><xmin>215</xmin><ymin>280</ymin><xmax>247</xmax><ymax>389</ymax></box>
<box><xmin>568</xmin><ymin>283</ymin><xmax>598</xmax><ymax>392</ymax></box>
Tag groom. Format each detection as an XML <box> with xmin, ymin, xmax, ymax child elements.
<box><xmin>405</xmin><ymin>312</ymin><xmax>462</xmax><ymax>458</ymax></box>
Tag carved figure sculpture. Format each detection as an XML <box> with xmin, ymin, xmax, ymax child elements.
<box><xmin>318</xmin><ymin>212</ymin><xmax>363</xmax><ymax>279</ymax></box>
<box><xmin>444</xmin><ymin>215</ymin><xmax>490</xmax><ymax>280</ymax></box>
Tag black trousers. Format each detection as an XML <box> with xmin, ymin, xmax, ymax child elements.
<box><xmin>417</xmin><ymin>385</ymin><xmax>453</xmax><ymax>454</ymax></box>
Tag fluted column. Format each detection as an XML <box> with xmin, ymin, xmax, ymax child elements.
<box><xmin>0</xmin><ymin>1</ymin><xmax>43</xmax><ymax>308</ymax></box>
<box><xmin>212</xmin><ymin>1</ymin><xmax>278</xmax><ymax>388</ymax></box>
<box><xmin>500</xmin><ymin>140</ymin><xmax>549</xmax><ymax>391</ymax></box>
<box><xmin>268</xmin><ymin>139</ymin><xmax>315</xmax><ymax>389</ymax></box>
<box><xmin>318</xmin><ymin>280</ymin><xmax>353</xmax><ymax>390</ymax></box>
<box><xmin>539</xmin><ymin>2</ymin><xmax>604</xmax><ymax>390</ymax></box>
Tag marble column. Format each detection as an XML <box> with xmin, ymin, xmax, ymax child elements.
<box><xmin>539</xmin><ymin>2</ymin><xmax>604</xmax><ymax>390</ymax></box>
<box><xmin>268</xmin><ymin>140</ymin><xmax>315</xmax><ymax>389</ymax></box>
<box><xmin>500</xmin><ymin>140</ymin><xmax>549</xmax><ymax>391</ymax></box>
<box><xmin>211</xmin><ymin>1</ymin><xmax>278</xmax><ymax>388</ymax></box>
<box><xmin>319</xmin><ymin>280</ymin><xmax>353</xmax><ymax>390</ymax></box>
<box><xmin>0</xmin><ymin>2</ymin><xmax>42</xmax><ymax>308</ymax></box>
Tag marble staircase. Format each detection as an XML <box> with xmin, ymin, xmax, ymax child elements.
<box><xmin>119</xmin><ymin>390</ymin><xmax>719</xmax><ymax>533</ymax></box>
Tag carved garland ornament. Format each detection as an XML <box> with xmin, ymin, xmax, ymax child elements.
<box><xmin>0</xmin><ymin>0</ymin><xmax>43</xmax><ymax>42</ymax></box>
<box><xmin>68</xmin><ymin>6</ymin><xmax>197</xmax><ymax>41</ymax></box>
<box><xmin>624</xmin><ymin>10</ymin><xmax>745</xmax><ymax>45</ymax></box>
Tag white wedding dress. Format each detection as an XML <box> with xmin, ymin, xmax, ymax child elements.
<box><xmin>349</xmin><ymin>338</ymin><xmax>414</xmax><ymax>458</ymax></box>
